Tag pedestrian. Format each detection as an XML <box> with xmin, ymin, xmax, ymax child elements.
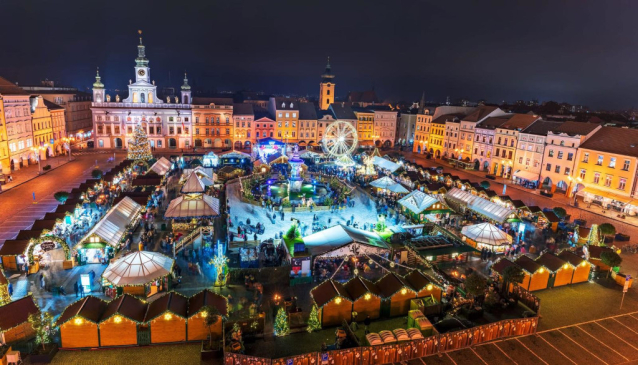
<box><xmin>272</xmin><ymin>213</ymin><xmax>276</xmax><ymax>222</ymax></box>
<box><xmin>364</xmin><ymin>315</ymin><xmax>371</xmax><ymax>334</ymax></box>
<box><xmin>79</xmin><ymin>285</ymin><xmax>85</xmax><ymax>298</ymax></box>
<box><xmin>254</xmin><ymin>233</ymin><xmax>258</xmax><ymax>241</ymax></box>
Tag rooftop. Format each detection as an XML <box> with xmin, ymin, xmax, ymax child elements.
<box><xmin>578</xmin><ymin>127</ymin><xmax>638</xmax><ymax>158</ymax></box>
<box><xmin>552</xmin><ymin>121</ymin><xmax>601</xmax><ymax>136</ymax></box>
<box><xmin>0</xmin><ymin>76</ymin><xmax>27</xmax><ymax>95</ymax></box>
<box><xmin>521</xmin><ymin>120</ymin><xmax>563</xmax><ymax>136</ymax></box>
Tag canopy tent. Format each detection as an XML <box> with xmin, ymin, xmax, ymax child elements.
<box><xmin>300</xmin><ymin>150</ymin><xmax>324</xmax><ymax>159</ymax></box>
<box><xmin>398</xmin><ymin>190</ymin><xmax>444</xmax><ymax>214</ymax></box>
<box><xmin>372</xmin><ymin>156</ymin><xmax>401</xmax><ymax>172</ymax></box>
<box><xmin>102</xmin><ymin>251</ymin><xmax>174</xmax><ymax>287</ymax></box>
<box><xmin>445</xmin><ymin>188</ymin><xmax>517</xmax><ymax>223</ymax></box>
<box><xmin>80</xmin><ymin>197</ymin><xmax>142</xmax><ymax>247</ymax></box>
<box><xmin>303</xmin><ymin>225</ymin><xmax>389</xmax><ymax>259</ymax></box>
<box><xmin>219</xmin><ymin>150</ymin><xmax>253</xmax><ymax>161</ymax></box>
<box><xmin>334</xmin><ymin>154</ymin><xmax>356</xmax><ymax>167</ymax></box>
<box><xmin>370</xmin><ymin>176</ymin><xmax>409</xmax><ymax>193</ymax></box>
<box><xmin>181</xmin><ymin>173</ymin><xmax>206</xmax><ymax>194</ymax></box>
<box><xmin>513</xmin><ymin>170</ymin><xmax>539</xmax><ymax>182</ymax></box>
<box><xmin>164</xmin><ymin>194</ymin><xmax>221</xmax><ymax>219</ymax></box>
<box><xmin>461</xmin><ymin>223</ymin><xmax>510</xmax><ymax>247</ymax></box>
<box><xmin>149</xmin><ymin>157</ymin><xmax>171</xmax><ymax>176</ymax></box>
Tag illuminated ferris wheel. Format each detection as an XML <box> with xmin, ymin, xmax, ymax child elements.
<box><xmin>322</xmin><ymin>121</ymin><xmax>358</xmax><ymax>158</ymax></box>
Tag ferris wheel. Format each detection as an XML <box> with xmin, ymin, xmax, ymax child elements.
<box><xmin>322</xmin><ymin>121</ymin><xmax>358</xmax><ymax>158</ymax></box>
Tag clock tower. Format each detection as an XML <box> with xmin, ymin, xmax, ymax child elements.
<box><xmin>124</xmin><ymin>30</ymin><xmax>158</xmax><ymax>104</ymax></box>
<box><xmin>135</xmin><ymin>30</ymin><xmax>150</xmax><ymax>83</ymax></box>
<box><xmin>319</xmin><ymin>57</ymin><xmax>335</xmax><ymax>110</ymax></box>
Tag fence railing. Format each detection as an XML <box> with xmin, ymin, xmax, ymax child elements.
<box><xmin>511</xmin><ymin>285</ymin><xmax>541</xmax><ymax>314</ymax></box>
<box><xmin>224</xmin><ymin>316</ymin><xmax>539</xmax><ymax>365</ymax></box>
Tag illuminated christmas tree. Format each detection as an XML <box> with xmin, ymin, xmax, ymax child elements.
<box><xmin>587</xmin><ymin>224</ymin><xmax>603</xmax><ymax>246</ymax></box>
<box><xmin>128</xmin><ymin>123</ymin><xmax>153</xmax><ymax>161</ymax></box>
<box><xmin>274</xmin><ymin>307</ymin><xmax>289</xmax><ymax>336</ymax></box>
<box><xmin>307</xmin><ymin>304</ymin><xmax>321</xmax><ymax>333</ymax></box>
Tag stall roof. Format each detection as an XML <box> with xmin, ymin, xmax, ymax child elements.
<box><xmin>15</xmin><ymin>230</ymin><xmax>43</xmax><ymax>240</ymax></box>
<box><xmin>491</xmin><ymin>258</ymin><xmax>519</xmax><ymax>275</ymax></box>
<box><xmin>181</xmin><ymin>172</ymin><xmax>206</xmax><ymax>194</ymax></box>
<box><xmin>311</xmin><ymin>279</ymin><xmax>352</xmax><ymax>307</ymax></box>
<box><xmin>100</xmin><ymin>294</ymin><xmax>147</xmax><ymax>323</ymax></box>
<box><xmin>149</xmin><ymin>157</ymin><xmax>172</xmax><ymax>175</ymax></box>
<box><xmin>344</xmin><ymin>276</ymin><xmax>382</xmax><ymax>300</ymax></box>
<box><xmin>102</xmin><ymin>251</ymin><xmax>174</xmax><ymax>287</ymax></box>
<box><xmin>445</xmin><ymin>188</ymin><xmax>516</xmax><ymax>223</ymax></box>
<box><xmin>188</xmin><ymin>289</ymin><xmax>229</xmax><ymax>317</ymax></box>
<box><xmin>376</xmin><ymin>272</ymin><xmax>414</xmax><ymax>297</ymax></box>
<box><xmin>219</xmin><ymin>150</ymin><xmax>253</xmax><ymax>161</ymax></box>
<box><xmin>164</xmin><ymin>194</ymin><xmax>220</xmax><ymax>218</ymax></box>
<box><xmin>403</xmin><ymin>270</ymin><xmax>438</xmax><ymax>292</ymax></box>
<box><xmin>372</xmin><ymin>156</ymin><xmax>401</xmax><ymax>172</ymax></box>
<box><xmin>43</xmin><ymin>212</ymin><xmax>69</xmax><ymax>220</ymax></box>
<box><xmin>515</xmin><ymin>255</ymin><xmax>543</xmax><ymax>274</ymax></box>
<box><xmin>511</xmin><ymin>200</ymin><xmax>527</xmax><ymax>209</ymax></box>
<box><xmin>543</xmin><ymin>210</ymin><xmax>561</xmax><ymax>223</ymax></box>
<box><xmin>0</xmin><ymin>296</ymin><xmax>39</xmax><ymax>332</ymax></box>
<box><xmin>558</xmin><ymin>250</ymin><xmax>588</xmax><ymax>266</ymax></box>
<box><xmin>0</xmin><ymin>240</ymin><xmax>30</xmax><ymax>256</ymax></box>
<box><xmin>145</xmin><ymin>292</ymin><xmax>188</xmax><ymax>321</ymax></box>
<box><xmin>132</xmin><ymin>176</ymin><xmax>162</xmax><ymax>187</ymax></box>
<box><xmin>461</xmin><ymin>223</ymin><xmax>510</xmax><ymax>246</ymax></box>
<box><xmin>536</xmin><ymin>252</ymin><xmax>569</xmax><ymax>272</ymax></box>
<box><xmin>587</xmin><ymin>245</ymin><xmax>614</xmax><ymax>260</ymax></box>
<box><xmin>398</xmin><ymin>190</ymin><xmax>442</xmax><ymax>214</ymax></box>
<box><xmin>30</xmin><ymin>220</ymin><xmax>57</xmax><ymax>231</ymax></box>
<box><xmin>56</xmin><ymin>296</ymin><xmax>107</xmax><ymax>326</ymax></box>
<box><xmin>80</xmin><ymin>197</ymin><xmax>142</xmax><ymax>247</ymax></box>
<box><xmin>303</xmin><ymin>225</ymin><xmax>389</xmax><ymax>257</ymax></box>
<box><xmin>370</xmin><ymin>176</ymin><xmax>409</xmax><ymax>193</ymax></box>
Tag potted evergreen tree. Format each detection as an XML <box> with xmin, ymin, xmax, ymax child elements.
<box><xmin>29</xmin><ymin>312</ymin><xmax>58</xmax><ymax>363</ymax></box>
<box><xmin>200</xmin><ymin>305</ymin><xmax>222</xmax><ymax>360</ymax></box>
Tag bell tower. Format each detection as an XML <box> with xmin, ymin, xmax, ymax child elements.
<box><xmin>92</xmin><ymin>67</ymin><xmax>105</xmax><ymax>103</ymax></box>
<box><xmin>135</xmin><ymin>30</ymin><xmax>150</xmax><ymax>83</ymax></box>
<box><xmin>181</xmin><ymin>72</ymin><xmax>191</xmax><ymax>104</ymax></box>
<box><xmin>319</xmin><ymin>57</ymin><xmax>335</xmax><ymax>110</ymax></box>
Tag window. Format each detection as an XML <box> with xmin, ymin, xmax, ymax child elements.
<box><xmin>567</xmin><ymin>153</ymin><xmax>573</xmax><ymax>161</ymax></box>
<box><xmin>596</xmin><ymin>155</ymin><xmax>603</xmax><ymax>165</ymax></box>
<box><xmin>292</xmin><ymin>113</ymin><xmax>296</xmax><ymax>118</ymax></box>
<box><xmin>555</xmin><ymin>165</ymin><xmax>560</xmax><ymax>173</ymax></box>
<box><xmin>495</xmin><ymin>148</ymin><xmax>500</xmax><ymax>156</ymax></box>
<box><xmin>557</xmin><ymin>151</ymin><xmax>563</xmax><ymax>159</ymax></box>
<box><xmin>508</xmin><ymin>151</ymin><xmax>513</xmax><ymax>159</ymax></box>
<box><xmin>169</xmin><ymin>126</ymin><xmax>175</xmax><ymax>135</ymax></box>
<box><xmin>583</xmin><ymin>153</ymin><xmax>589</xmax><ymax>163</ymax></box>
<box><xmin>278</xmin><ymin>113</ymin><xmax>282</xmax><ymax>118</ymax></box>
<box><xmin>609</xmin><ymin>157</ymin><xmax>616</xmax><ymax>168</ymax></box>
<box><xmin>149</xmin><ymin>126</ymin><xmax>154</xmax><ymax>134</ymax></box>
<box><xmin>605</xmin><ymin>175</ymin><xmax>612</xmax><ymax>187</ymax></box>
<box><xmin>97</xmin><ymin>125</ymin><xmax>104</xmax><ymax>134</ymax></box>
<box><xmin>156</xmin><ymin>127</ymin><xmax>161</xmax><ymax>134</ymax></box>
<box><xmin>564</xmin><ymin>167</ymin><xmax>570</xmax><ymax>175</ymax></box>
<box><xmin>548</xmin><ymin>150</ymin><xmax>554</xmax><ymax>157</ymax></box>
<box><xmin>519</xmin><ymin>157</ymin><xmax>523</xmax><ymax>164</ymax></box>
<box><xmin>622</xmin><ymin>160</ymin><xmax>630</xmax><ymax>171</ymax></box>
<box><xmin>546</xmin><ymin>163</ymin><xmax>552</xmax><ymax>171</ymax></box>
<box><xmin>256</xmin><ymin>132</ymin><xmax>260</xmax><ymax>138</ymax></box>
<box><xmin>619</xmin><ymin>178</ymin><xmax>627</xmax><ymax>190</ymax></box>
<box><xmin>525</xmin><ymin>158</ymin><xmax>530</xmax><ymax>166</ymax></box>
<box><xmin>593</xmin><ymin>172</ymin><xmax>600</xmax><ymax>184</ymax></box>
<box><xmin>580</xmin><ymin>169</ymin><xmax>586</xmax><ymax>179</ymax></box>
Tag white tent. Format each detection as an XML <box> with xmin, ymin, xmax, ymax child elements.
<box><xmin>102</xmin><ymin>251</ymin><xmax>174</xmax><ymax>286</ymax></box>
<box><xmin>203</xmin><ymin>151</ymin><xmax>219</xmax><ymax>167</ymax></box>
<box><xmin>334</xmin><ymin>154</ymin><xmax>356</xmax><ymax>167</ymax></box>
<box><xmin>445</xmin><ymin>188</ymin><xmax>516</xmax><ymax>223</ymax></box>
<box><xmin>165</xmin><ymin>194</ymin><xmax>221</xmax><ymax>218</ymax></box>
<box><xmin>303</xmin><ymin>225</ymin><xmax>389</xmax><ymax>258</ymax></box>
<box><xmin>372</xmin><ymin>156</ymin><xmax>401</xmax><ymax>173</ymax></box>
<box><xmin>220</xmin><ymin>150</ymin><xmax>254</xmax><ymax>161</ymax></box>
<box><xmin>370</xmin><ymin>176</ymin><xmax>409</xmax><ymax>193</ymax></box>
<box><xmin>461</xmin><ymin>223</ymin><xmax>510</xmax><ymax>247</ymax></box>
<box><xmin>80</xmin><ymin>197</ymin><xmax>142</xmax><ymax>247</ymax></box>
<box><xmin>181</xmin><ymin>172</ymin><xmax>206</xmax><ymax>194</ymax></box>
<box><xmin>398</xmin><ymin>190</ymin><xmax>441</xmax><ymax>214</ymax></box>
<box><xmin>149</xmin><ymin>157</ymin><xmax>171</xmax><ymax>175</ymax></box>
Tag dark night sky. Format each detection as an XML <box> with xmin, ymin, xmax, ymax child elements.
<box><xmin>2</xmin><ymin>0</ymin><xmax>636</xmax><ymax>109</ymax></box>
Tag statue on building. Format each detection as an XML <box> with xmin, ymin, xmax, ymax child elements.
<box><xmin>116</xmin><ymin>94</ymin><xmax>120</xmax><ymax>102</ymax></box>
<box><xmin>129</xmin><ymin>79</ymin><xmax>132</xmax><ymax>85</ymax></box>
<box><xmin>106</xmin><ymin>94</ymin><xmax>111</xmax><ymax>102</ymax></box>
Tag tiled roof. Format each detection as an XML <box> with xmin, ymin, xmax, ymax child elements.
<box><xmin>347</xmin><ymin>90</ymin><xmax>378</xmax><ymax>104</ymax></box>
<box><xmin>0</xmin><ymin>77</ymin><xmax>27</xmax><ymax>95</ymax></box>
<box><xmin>553</xmin><ymin>121</ymin><xmax>601</xmax><ymax>136</ymax></box>
<box><xmin>232</xmin><ymin>103</ymin><xmax>254</xmax><ymax>116</ymax></box>
<box><xmin>579</xmin><ymin>127</ymin><xmax>638</xmax><ymax>158</ymax></box>
<box><xmin>477</xmin><ymin>116</ymin><xmax>510</xmax><ymax>130</ymax></box>
<box><xmin>463</xmin><ymin>106</ymin><xmax>498</xmax><ymax>122</ymax></box>
<box><xmin>329</xmin><ymin>103</ymin><xmax>356</xmax><ymax>120</ymax></box>
<box><xmin>192</xmin><ymin>97</ymin><xmax>233</xmax><ymax>106</ymax></box>
<box><xmin>0</xmin><ymin>296</ymin><xmax>39</xmax><ymax>331</ymax></box>
<box><xmin>432</xmin><ymin>113</ymin><xmax>464</xmax><ymax>125</ymax></box>
<box><xmin>298</xmin><ymin>102</ymin><xmax>317</xmax><ymax>120</ymax></box>
<box><xmin>253</xmin><ymin>106</ymin><xmax>273</xmax><ymax>120</ymax></box>
<box><xmin>42</xmin><ymin>99</ymin><xmax>64</xmax><ymax>110</ymax></box>
<box><xmin>272</xmin><ymin>97</ymin><xmax>299</xmax><ymax>110</ymax></box>
<box><xmin>521</xmin><ymin>120</ymin><xmax>563</xmax><ymax>136</ymax></box>
<box><xmin>499</xmin><ymin>114</ymin><xmax>541</xmax><ymax>130</ymax></box>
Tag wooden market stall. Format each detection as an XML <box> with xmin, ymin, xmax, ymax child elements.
<box><xmin>56</xmin><ymin>296</ymin><xmax>108</xmax><ymax>348</ymax></box>
<box><xmin>377</xmin><ymin>272</ymin><xmax>417</xmax><ymax>317</ymax></box>
<box><xmin>514</xmin><ymin>255</ymin><xmax>550</xmax><ymax>292</ymax></box>
<box><xmin>145</xmin><ymin>291</ymin><xmax>188</xmax><ymax>344</ymax></box>
<box><xmin>397</xmin><ymin>190</ymin><xmax>451</xmax><ymax>223</ymax></box>
<box><xmin>491</xmin><ymin>258</ymin><xmax>523</xmax><ymax>292</ymax></box>
<box><xmin>344</xmin><ymin>276</ymin><xmax>382</xmax><ymax>321</ymax></box>
<box><xmin>535</xmin><ymin>252</ymin><xmax>573</xmax><ymax>288</ymax></box>
<box><xmin>0</xmin><ymin>295</ymin><xmax>39</xmax><ymax>344</ymax></box>
<box><xmin>403</xmin><ymin>270</ymin><xmax>443</xmax><ymax>301</ymax></box>
<box><xmin>586</xmin><ymin>246</ymin><xmax>615</xmax><ymax>272</ymax></box>
<box><xmin>187</xmin><ymin>289</ymin><xmax>228</xmax><ymax>341</ymax></box>
<box><xmin>310</xmin><ymin>279</ymin><xmax>354</xmax><ymax>327</ymax></box>
<box><xmin>0</xmin><ymin>240</ymin><xmax>31</xmax><ymax>271</ymax></box>
<box><xmin>98</xmin><ymin>294</ymin><xmax>147</xmax><ymax>347</ymax></box>
<box><xmin>558</xmin><ymin>250</ymin><xmax>592</xmax><ymax>284</ymax></box>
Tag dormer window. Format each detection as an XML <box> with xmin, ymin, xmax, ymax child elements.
<box><xmin>281</xmin><ymin>102</ymin><xmax>285</xmax><ymax>108</ymax></box>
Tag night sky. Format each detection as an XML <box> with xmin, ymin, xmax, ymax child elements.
<box><xmin>2</xmin><ymin>0</ymin><xmax>635</xmax><ymax>109</ymax></box>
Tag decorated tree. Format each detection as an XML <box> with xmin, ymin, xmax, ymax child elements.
<box><xmin>201</xmin><ymin>305</ymin><xmax>221</xmax><ymax>349</ymax></box>
<box><xmin>274</xmin><ymin>307</ymin><xmax>289</xmax><ymax>337</ymax></box>
<box><xmin>599</xmin><ymin>223</ymin><xmax>616</xmax><ymax>242</ymax></box>
<box><xmin>307</xmin><ymin>305</ymin><xmax>321</xmax><ymax>333</ymax></box>
<box><xmin>91</xmin><ymin>169</ymin><xmax>103</xmax><ymax>179</ymax></box>
<box><xmin>29</xmin><ymin>312</ymin><xmax>55</xmax><ymax>351</ymax></box>
<box><xmin>601</xmin><ymin>251</ymin><xmax>622</xmax><ymax>278</ymax></box>
<box><xmin>465</xmin><ymin>273</ymin><xmax>487</xmax><ymax>307</ymax></box>
<box><xmin>587</xmin><ymin>224</ymin><xmax>603</xmax><ymax>246</ymax></box>
<box><xmin>501</xmin><ymin>265</ymin><xmax>525</xmax><ymax>295</ymax></box>
<box><xmin>128</xmin><ymin>123</ymin><xmax>153</xmax><ymax>161</ymax></box>
<box><xmin>285</xmin><ymin>223</ymin><xmax>301</xmax><ymax>240</ymax></box>
<box><xmin>0</xmin><ymin>274</ymin><xmax>10</xmax><ymax>305</ymax></box>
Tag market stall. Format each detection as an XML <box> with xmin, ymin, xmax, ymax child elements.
<box><xmin>181</xmin><ymin>172</ymin><xmax>207</xmax><ymax>194</ymax></box>
<box><xmin>0</xmin><ymin>240</ymin><xmax>31</xmax><ymax>271</ymax></box>
<box><xmin>56</xmin><ymin>296</ymin><xmax>108</xmax><ymax>348</ymax></box>
<box><xmin>377</xmin><ymin>272</ymin><xmax>417</xmax><ymax>317</ymax></box>
<box><xmin>445</xmin><ymin>188</ymin><xmax>518</xmax><ymax>224</ymax></box>
<box><xmin>101</xmin><ymin>251</ymin><xmax>175</xmax><ymax>297</ymax></box>
<box><xmin>310</xmin><ymin>279</ymin><xmax>354</xmax><ymax>327</ymax></box>
<box><xmin>515</xmin><ymin>255</ymin><xmax>550</xmax><ymax>292</ymax></box>
<box><xmin>149</xmin><ymin>157</ymin><xmax>172</xmax><ymax>175</ymax></box>
<box><xmin>403</xmin><ymin>270</ymin><xmax>442</xmax><ymax>301</ymax></box>
<box><xmin>77</xmin><ymin>197</ymin><xmax>143</xmax><ymax>264</ymax></box>
<box><xmin>398</xmin><ymin>190</ymin><xmax>451</xmax><ymax>223</ymax></box>
<box><xmin>372</xmin><ymin>156</ymin><xmax>401</xmax><ymax>173</ymax></box>
<box><xmin>0</xmin><ymin>296</ymin><xmax>39</xmax><ymax>345</ymax></box>
<box><xmin>187</xmin><ymin>289</ymin><xmax>228</xmax><ymax>341</ymax></box>
<box><xmin>370</xmin><ymin>176</ymin><xmax>409</xmax><ymax>194</ymax></box>
<box><xmin>344</xmin><ymin>276</ymin><xmax>382</xmax><ymax>321</ymax></box>
<box><xmin>535</xmin><ymin>252</ymin><xmax>573</xmax><ymax>288</ymax></box>
<box><xmin>98</xmin><ymin>294</ymin><xmax>148</xmax><ymax>347</ymax></box>
<box><xmin>460</xmin><ymin>223</ymin><xmax>511</xmax><ymax>253</ymax></box>
<box><xmin>145</xmin><ymin>291</ymin><xmax>188</xmax><ymax>344</ymax></box>
<box><xmin>557</xmin><ymin>250</ymin><xmax>592</xmax><ymax>284</ymax></box>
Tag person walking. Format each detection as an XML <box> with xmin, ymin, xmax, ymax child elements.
<box><xmin>79</xmin><ymin>284</ymin><xmax>85</xmax><ymax>298</ymax></box>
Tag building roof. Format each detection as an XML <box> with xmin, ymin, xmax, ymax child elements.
<box><xmin>164</xmin><ymin>194</ymin><xmax>221</xmax><ymax>218</ymax></box>
<box><xmin>192</xmin><ymin>97</ymin><xmax>233</xmax><ymax>106</ymax></box>
<box><xmin>579</xmin><ymin>127</ymin><xmax>638</xmax><ymax>158</ymax></box>
<box><xmin>536</xmin><ymin>252</ymin><xmax>569</xmax><ymax>272</ymax></box>
<box><xmin>145</xmin><ymin>292</ymin><xmax>188</xmax><ymax>321</ymax></box>
<box><xmin>432</xmin><ymin>113</ymin><xmax>464</xmax><ymax>125</ymax></box>
<box><xmin>491</xmin><ymin>258</ymin><xmax>518</xmax><ymax>275</ymax></box>
<box><xmin>254</xmin><ymin>106</ymin><xmax>273</xmax><ymax>120</ymax></box>
<box><xmin>462</xmin><ymin>106</ymin><xmax>499</xmax><ymax>122</ymax></box>
<box><xmin>100</xmin><ymin>294</ymin><xmax>148</xmax><ymax>323</ymax></box>
<box><xmin>329</xmin><ymin>103</ymin><xmax>356</xmax><ymax>120</ymax></box>
<box><xmin>477</xmin><ymin>116</ymin><xmax>511</xmax><ymax>130</ymax></box>
<box><xmin>403</xmin><ymin>270</ymin><xmax>436</xmax><ymax>292</ymax></box>
<box><xmin>303</xmin><ymin>225</ymin><xmax>389</xmax><ymax>257</ymax></box>
<box><xmin>587</xmin><ymin>245</ymin><xmax>614</xmax><ymax>260</ymax></box>
<box><xmin>272</xmin><ymin>97</ymin><xmax>299</xmax><ymax>110</ymax></box>
<box><xmin>0</xmin><ymin>296</ymin><xmax>39</xmax><ymax>331</ymax></box>
<box><xmin>42</xmin><ymin>99</ymin><xmax>64</xmax><ymax>111</ymax></box>
<box><xmin>298</xmin><ymin>102</ymin><xmax>317</xmax><ymax>120</ymax></box>
<box><xmin>521</xmin><ymin>120</ymin><xmax>563</xmax><ymax>136</ymax></box>
<box><xmin>347</xmin><ymin>90</ymin><xmax>379</xmax><ymax>104</ymax></box>
<box><xmin>232</xmin><ymin>103</ymin><xmax>254</xmax><ymax>116</ymax></box>
<box><xmin>56</xmin><ymin>296</ymin><xmax>107</xmax><ymax>326</ymax></box>
<box><xmin>0</xmin><ymin>240</ymin><xmax>31</xmax><ymax>256</ymax></box>
<box><xmin>102</xmin><ymin>251</ymin><xmax>174</xmax><ymax>287</ymax></box>
<box><xmin>311</xmin><ymin>279</ymin><xmax>352</xmax><ymax>307</ymax></box>
<box><xmin>15</xmin><ymin>230</ymin><xmax>43</xmax><ymax>240</ymax></box>
<box><xmin>398</xmin><ymin>190</ymin><xmax>442</xmax><ymax>214</ymax></box>
<box><xmin>344</xmin><ymin>276</ymin><xmax>382</xmax><ymax>300</ymax></box>
<box><xmin>515</xmin><ymin>255</ymin><xmax>543</xmax><ymax>274</ymax></box>
<box><xmin>557</xmin><ymin>250</ymin><xmax>588</xmax><ymax>266</ymax></box>
<box><xmin>0</xmin><ymin>77</ymin><xmax>27</xmax><ymax>95</ymax></box>
<box><xmin>376</xmin><ymin>272</ymin><xmax>414</xmax><ymax>297</ymax></box>
<box><xmin>181</xmin><ymin>173</ymin><xmax>206</xmax><ymax>194</ymax></box>
<box><xmin>188</xmin><ymin>289</ymin><xmax>228</xmax><ymax>317</ymax></box>
<box><xmin>80</xmin><ymin>197</ymin><xmax>142</xmax><ymax>247</ymax></box>
<box><xmin>553</xmin><ymin>121</ymin><xmax>601</xmax><ymax>136</ymax></box>
<box><xmin>499</xmin><ymin>114</ymin><xmax>541</xmax><ymax>130</ymax></box>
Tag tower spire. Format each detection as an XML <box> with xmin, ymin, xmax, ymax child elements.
<box><xmin>136</xmin><ymin>30</ymin><xmax>148</xmax><ymax>67</ymax></box>
<box><xmin>93</xmin><ymin>67</ymin><xmax>104</xmax><ymax>89</ymax></box>
<box><xmin>181</xmin><ymin>72</ymin><xmax>191</xmax><ymax>90</ymax></box>
<box><xmin>419</xmin><ymin>91</ymin><xmax>425</xmax><ymax>114</ymax></box>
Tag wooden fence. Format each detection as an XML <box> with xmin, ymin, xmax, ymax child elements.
<box><xmin>224</xmin><ymin>316</ymin><xmax>539</xmax><ymax>365</ymax></box>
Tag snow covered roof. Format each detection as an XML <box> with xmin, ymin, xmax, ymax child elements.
<box><xmin>102</xmin><ymin>251</ymin><xmax>174</xmax><ymax>286</ymax></box>
<box><xmin>80</xmin><ymin>197</ymin><xmax>142</xmax><ymax>247</ymax></box>
<box><xmin>220</xmin><ymin>150</ymin><xmax>253</xmax><ymax>161</ymax></box>
<box><xmin>445</xmin><ymin>188</ymin><xmax>516</xmax><ymax>223</ymax></box>
<box><xmin>181</xmin><ymin>172</ymin><xmax>206</xmax><ymax>194</ymax></box>
<box><xmin>461</xmin><ymin>223</ymin><xmax>510</xmax><ymax>246</ymax></box>
<box><xmin>372</xmin><ymin>156</ymin><xmax>401</xmax><ymax>172</ymax></box>
<box><xmin>300</xmin><ymin>150</ymin><xmax>324</xmax><ymax>158</ymax></box>
<box><xmin>149</xmin><ymin>157</ymin><xmax>171</xmax><ymax>175</ymax></box>
<box><xmin>303</xmin><ymin>225</ymin><xmax>389</xmax><ymax>258</ymax></box>
<box><xmin>164</xmin><ymin>194</ymin><xmax>221</xmax><ymax>218</ymax></box>
<box><xmin>370</xmin><ymin>176</ymin><xmax>409</xmax><ymax>193</ymax></box>
<box><xmin>398</xmin><ymin>190</ymin><xmax>441</xmax><ymax>214</ymax></box>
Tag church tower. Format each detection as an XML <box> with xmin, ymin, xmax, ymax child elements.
<box><xmin>92</xmin><ymin>67</ymin><xmax>105</xmax><ymax>103</ymax></box>
<box><xmin>181</xmin><ymin>73</ymin><xmax>191</xmax><ymax>104</ymax></box>
<box><xmin>124</xmin><ymin>30</ymin><xmax>158</xmax><ymax>104</ymax></box>
<box><xmin>319</xmin><ymin>57</ymin><xmax>335</xmax><ymax>110</ymax></box>
<box><xmin>135</xmin><ymin>30</ymin><xmax>150</xmax><ymax>84</ymax></box>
